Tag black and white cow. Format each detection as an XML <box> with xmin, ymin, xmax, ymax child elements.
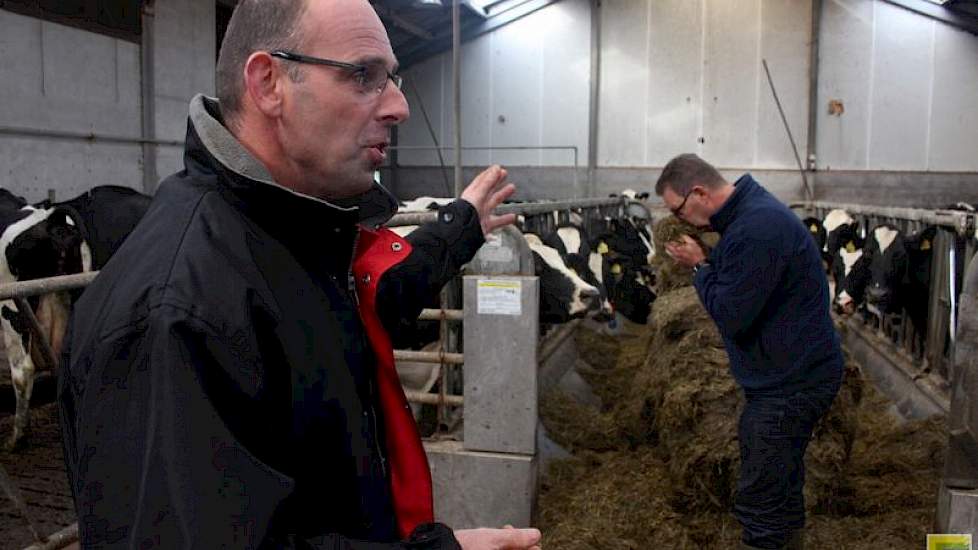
<box><xmin>832</xmin><ymin>242</ymin><xmax>871</xmax><ymax>316</ymax></box>
<box><xmin>822</xmin><ymin>209</ymin><xmax>862</xmax><ymax>271</ymax></box>
<box><xmin>803</xmin><ymin>216</ymin><xmax>828</xmax><ymax>263</ymax></box>
<box><xmin>523</xmin><ymin>232</ymin><xmax>602</xmax><ymax>323</ymax></box>
<box><xmin>543</xmin><ymin>224</ymin><xmax>613</xmax><ymax>320</ymax></box>
<box><xmin>1</xmin><ymin>185</ymin><xmax>151</xmax><ymax>450</ymax></box>
<box><xmin>833</xmin><ymin>223</ymin><xmax>941</xmax><ymax>349</ymax></box>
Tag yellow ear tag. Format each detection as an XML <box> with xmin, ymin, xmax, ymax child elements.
<box><xmin>921</xmin><ymin>239</ymin><xmax>931</xmax><ymax>250</ymax></box>
<box><xmin>809</xmin><ymin>224</ymin><xmax>818</xmax><ymax>233</ymax></box>
<box><xmin>845</xmin><ymin>241</ymin><xmax>856</xmax><ymax>253</ymax></box>
<box><xmin>611</xmin><ymin>263</ymin><xmax>622</xmax><ymax>274</ymax></box>
<box><xmin>598</xmin><ymin>242</ymin><xmax>609</xmax><ymax>255</ymax></box>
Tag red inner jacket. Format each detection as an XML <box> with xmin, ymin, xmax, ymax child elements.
<box><xmin>353</xmin><ymin>226</ymin><xmax>434</xmax><ymax>538</ymax></box>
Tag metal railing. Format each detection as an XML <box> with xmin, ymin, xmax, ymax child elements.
<box><xmin>792</xmin><ymin>201</ymin><xmax>978</xmax><ymax>385</ymax></box>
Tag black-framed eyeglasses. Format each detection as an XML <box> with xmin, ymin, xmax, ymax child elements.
<box><xmin>269</xmin><ymin>50</ymin><xmax>403</xmax><ymax>95</ymax></box>
<box><xmin>671</xmin><ymin>188</ymin><xmax>693</xmax><ymax>217</ymax></box>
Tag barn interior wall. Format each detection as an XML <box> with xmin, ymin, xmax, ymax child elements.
<box><xmin>396</xmin><ymin>0</ymin><xmax>978</xmax><ymax>208</ymax></box>
<box><xmin>0</xmin><ymin>1</ymin><xmax>214</xmax><ymax>203</ymax></box>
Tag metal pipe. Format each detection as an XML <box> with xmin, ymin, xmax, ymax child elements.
<box><xmin>0</xmin><ymin>126</ymin><xmax>182</xmax><ymax>148</ymax></box>
<box><xmin>405</xmin><ymin>390</ymin><xmax>464</xmax><ymax>407</ymax></box>
<box><xmin>417</xmin><ymin>308</ymin><xmax>464</xmax><ymax>321</ymax></box>
<box><xmin>790</xmin><ymin>201</ymin><xmax>975</xmax><ymax>236</ymax></box>
<box><xmin>394</xmin><ymin>350</ymin><xmax>465</xmax><ymax>365</ymax></box>
<box><xmin>22</xmin><ymin>522</ymin><xmax>78</xmax><ymax>550</ymax></box>
<box><xmin>586</xmin><ymin>0</ymin><xmax>601</xmax><ymax>198</ymax></box>
<box><xmin>452</xmin><ymin>0</ymin><xmax>463</xmax><ymax>197</ymax></box>
<box><xmin>140</xmin><ymin>0</ymin><xmax>159</xmax><ymax>194</ymax></box>
<box><xmin>0</xmin><ymin>272</ymin><xmax>98</xmax><ymax>301</ymax></box>
<box><xmin>762</xmin><ymin>59</ymin><xmax>813</xmax><ymax>203</ymax></box>
<box><xmin>387</xmin><ymin>197</ymin><xmax>621</xmax><ymax>226</ymax></box>
<box><xmin>950</xmin><ymin>244</ymin><xmax>957</xmax><ymax>345</ymax></box>
<box><xmin>807</xmin><ymin>0</ymin><xmax>821</xmax><ymax>173</ymax></box>
<box><xmin>13</xmin><ymin>297</ymin><xmax>58</xmax><ymax>373</ymax></box>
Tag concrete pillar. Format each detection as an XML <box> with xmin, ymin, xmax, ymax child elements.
<box><xmin>427</xmin><ymin>274</ymin><xmax>539</xmax><ymax>529</ymax></box>
<box><xmin>939</xmin><ymin>253</ymin><xmax>978</xmax><ymax>534</ymax></box>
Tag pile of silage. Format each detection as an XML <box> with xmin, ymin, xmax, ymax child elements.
<box><xmin>538</xmin><ymin>223</ymin><xmax>947</xmax><ymax>547</ymax></box>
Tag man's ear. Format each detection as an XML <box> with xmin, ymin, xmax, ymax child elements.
<box><xmin>243</xmin><ymin>51</ymin><xmax>286</xmax><ymax>118</ymax></box>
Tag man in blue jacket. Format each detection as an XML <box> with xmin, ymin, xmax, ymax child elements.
<box><xmin>658</xmin><ymin>154</ymin><xmax>843</xmax><ymax>550</ymax></box>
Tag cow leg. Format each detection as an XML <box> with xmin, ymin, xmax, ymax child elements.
<box><xmin>2</xmin><ymin>308</ymin><xmax>35</xmax><ymax>452</ymax></box>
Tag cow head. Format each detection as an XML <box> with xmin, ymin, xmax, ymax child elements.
<box><xmin>823</xmin><ymin>209</ymin><xmax>862</xmax><ymax>271</ymax></box>
<box><xmin>803</xmin><ymin>216</ymin><xmax>828</xmax><ymax>266</ymax></box>
<box><xmin>546</xmin><ymin>225</ymin><xmax>614</xmax><ymax>321</ymax></box>
<box><xmin>833</xmin><ymin>246</ymin><xmax>870</xmax><ymax>316</ymax></box>
<box><xmin>604</xmin><ymin>258</ymin><xmax>655</xmax><ymax>324</ymax></box>
<box><xmin>864</xmin><ymin>224</ymin><xmax>909</xmax><ymax>317</ymax></box>
<box><xmin>524</xmin><ymin>233</ymin><xmax>601</xmax><ymax>323</ymax></box>
<box><xmin>902</xmin><ymin>225</ymin><xmax>938</xmax><ymax>331</ymax></box>
<box><xmin>5</xmin><ymin>208</ymin><xmax>84</xmax><ymax>281</ymax></box>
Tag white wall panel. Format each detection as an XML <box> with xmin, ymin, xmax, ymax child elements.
<box><xmin>0</xmin><ymin>11</ymin><xmax>43</xmax><ymax>100</ymax></box>
<box><xmin>598</xmin><ymin>0</ymin><xmax>649</xmax><ymax>166</ymax></box>
<box><xmin>868</xmin><ymin>1</ymin><xmax>932</xmax><ymax>169</ymax></box>
<box><xmin>756</xmin><ymin>0</ymin><xmax>811</xmax><ymax>169</ymax></box>
<box><xmin>816</xmin><ymin>0</ymin><xmax>874</xmax><ymax>169</ymax></box>
<box><xmin>489</xmin><ymin>11</ymin><xmax>543</xmax><ymax>166</ymax></box>
<box><xmin>153</xmin><ymin>0</ymin><xmax>215</xmax><ymax>179</ymax></box>
<box><xmin>647</xmin><ymin>0</ymin><xmax>703</xmax><ymax>165</ymax></box>
<box><xmin>0</xmin><ymin>2</ymin><xmax>215</xmax><ymax>198</ymax></box>
<box><xmin>701</xmin><ymin>0</ymin><xmax>761</xmax><ymax>167</ymax></box>
<box><xmin>540</xmin><ymin>0</ymin><xmax>590</xmax><ymax>167</ymax></box>
<box><xmin>400</xmin><ymin>55</ymin><xmax>446</xmax><ymax>166</ymax></box>
<box><xmin>460</xmin><ymin>36</ymin><xmax>493</xmax><ymax>167</ymax></box>
<box><xmin>398</xmin><ymin>0</ymin><xmax>977</xmax><ymax>178</ymax></box>
<box><xmin>929</xmin><ymin>24</ymin><xmax>978</xmax><ymax>172</ymax></box>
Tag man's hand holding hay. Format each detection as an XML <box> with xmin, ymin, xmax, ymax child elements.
<box><xmin>665</xmin><ymin>234</ymin><xmax>706</xmax><ymax>268</ymax></box>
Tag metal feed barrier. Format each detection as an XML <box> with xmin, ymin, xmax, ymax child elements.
<box><xmin>792</xmin><ymin>201</ymin><xmax>977</xmax><ymax>418</ymax></box>
<box><xmin>0</xmin><ymin>196</ymin><xmax>639</xmax><ymax>547</ymax></box>
<box><xmin>791</xmin><ymin>201</ymin><xmax>978</xmax><ymax>538</ymax></box>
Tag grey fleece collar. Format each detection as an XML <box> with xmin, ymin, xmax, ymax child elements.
<box><xmin>188</xmin><ymin>94</ymin><xmax>398</xmax><ymax>228</ymax></box>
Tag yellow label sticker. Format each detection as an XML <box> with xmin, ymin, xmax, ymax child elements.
<box><xmin>921</xmin><ymin>239</ymin><xmax>931</xmax><ymax>251</ymax></box>
<box><xmin>927</xmin><ymin>533</ymin><xmax>972</xmax><ymax>550</ymax></box>
<box><xmin>611</xmin><ymin>263</ymin><xmax>622</xmax><ymax>274</ymax></box>
<box><xmin>845</xmin><ymin>241</ymin><xmax>856</xmax><ymax>253</ymax></box>
<box><xmin>598</xmin><ymin>242</ymin><xmax>610</xmax><ymax>255</ymax></box>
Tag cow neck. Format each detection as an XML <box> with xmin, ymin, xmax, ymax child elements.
<box><xmin>708</xmin><ymin>173</ymin><xmax>757</xmax><ymax>234</ymax></box>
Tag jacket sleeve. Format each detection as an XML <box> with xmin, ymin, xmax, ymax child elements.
<box><xmin>59</xmin><ymin>305</ymin><xmax>460</xmax><ymax>550</ymax></box>
<box><xmin>375</xmin><ymin>200</ymin><xmax>485</xmax><ymax>342</ymax></box>
<box><xmin>692</xmin><ymin>225</ymin><xmax>788</xmax><ymax>340</ymax></box>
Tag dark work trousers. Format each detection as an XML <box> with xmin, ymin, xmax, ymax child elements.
<box><xmin>734</xmin><ymin>380</ymin><xmax>840</xmax><ymax>549</ymax></box>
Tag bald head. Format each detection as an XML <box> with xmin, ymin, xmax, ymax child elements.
<box><xmin>216</xmin><ymin>0</ymin><xmax>309</xmax><ymax>129</ymax></box>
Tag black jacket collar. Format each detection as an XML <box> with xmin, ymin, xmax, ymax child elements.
<box><xmin>709</xmin><ymin>173</ymin><xmax>757</xmax><ymax>234</ymax></box>
<box><xmin>184</xmin><ymin>94</ymin><xmax>399</xmax><ymax>231</ymax></box>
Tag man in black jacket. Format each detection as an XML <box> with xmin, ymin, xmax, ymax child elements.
<box><xmin>58</xmin><ymin>1</ymin><xmax>540</xmax><ymax>549</ymax></box>
<box><xmin>659</xmin><ymin>154</ymin><xmax>843</xmax><ymax>550</ymax></box>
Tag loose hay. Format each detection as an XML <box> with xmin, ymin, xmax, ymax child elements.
<box><xmin>538</xmin><ymin>451</ymin><xmax>689</xmax><ymax>550</ymax></box>
<box><xmin>539</xmin><ymin>284</ymin><xmax>947</xmax><ymax>548</ymax></box>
